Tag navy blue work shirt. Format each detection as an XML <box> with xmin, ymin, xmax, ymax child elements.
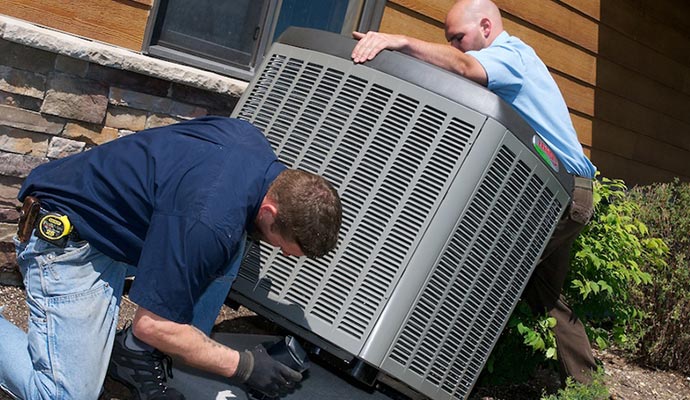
<box><xmin>19</xmin><ymin>116</ymin><xmax>286</xmax><ymax>323</ymax></box>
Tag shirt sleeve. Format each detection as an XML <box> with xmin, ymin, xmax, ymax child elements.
<box><xmin>466</xmin><ymin>43</ymin><xmax>525</xmax><ymax>102</ymax></box>
<box><xmin>128</xmin><ymin>212</ymin><xmax>240</xmax><ymax>323</ymax></box>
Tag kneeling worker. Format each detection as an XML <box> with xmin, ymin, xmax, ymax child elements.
<box><xmin>0</xmin><ymin>116</ymin><xmax>342</xmax><ymax>399</ymax></box>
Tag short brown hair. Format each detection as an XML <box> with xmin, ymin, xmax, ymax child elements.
<box><xmin>267</xmin><ymin>169</ymin><xmax>342</xmax><ymax>258</ymax></box>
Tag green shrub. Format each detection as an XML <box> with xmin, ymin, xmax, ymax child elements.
<box><xmin>566</xmin><ymin>177</ymin><xmax>666</xmax><ymax>352</ymax></box>
<box><xmin>540</xmin><ymin>368</ymin><xmax>609</xmax><ymax>400</ymax></box>
<box><xmin>479</xmin><ymin>176</ymin><xmax>666</xmax><ymax>385</ymax></box>
<box><xmin>628</xmin><ymin>179</ymin><xmax>690</xmax><ymax>375</ymax></box>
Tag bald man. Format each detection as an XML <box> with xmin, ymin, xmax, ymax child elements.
<box><xmin>353</xmin><ymin>0</ymin><xmax>598</xmax><ymax>385</ymax></box>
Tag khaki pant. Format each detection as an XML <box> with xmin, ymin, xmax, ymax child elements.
<box><xmin>522</xmin><ymin>176</ymin><xmax>597</xmax><ymax>384</ymax></box>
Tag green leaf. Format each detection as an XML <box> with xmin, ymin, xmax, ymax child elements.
<box><xmin>597</xmin><ymin>280</ymin><xmax>613</xmax><ymax>294</ymax></box>
<box><xmin>589</xmin><ymin>281</ymin><xmax>600</xmax><ymax>294</ymax></box>
<box><xmin>595</xmin><ymin>336</ymin><xmax>608</xmax><ymax>349</ymax></box>
<box><xmin>545</xmin><ymin>347</ymin><xmax>557</xmax><ymax>360</ymax></box>
<box><xmin>516</xmin><ymin>323</ymin><xmax>528</xmax><ymax>335</ymax></box>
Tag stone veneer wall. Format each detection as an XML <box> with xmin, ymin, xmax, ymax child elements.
<box><xmin>0</xmin><ymin>15</ymin><xmax>248</xmax><ymax>281</ymax></box>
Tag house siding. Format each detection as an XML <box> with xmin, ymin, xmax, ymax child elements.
<box><xmin>380</xmin><ymin>0</ymin><xmax>690</xmax><ymax>185</ymax></box>
<box><xmin>0</xmin><ymin>0</ymin><xmax>152</xmax><ymax>51</ymax></box>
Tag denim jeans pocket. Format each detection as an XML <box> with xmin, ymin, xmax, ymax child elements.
<box><xmin>38</xmin><ymin>241</ymin><xmax>97</xmax><ymax>297</ymax></box>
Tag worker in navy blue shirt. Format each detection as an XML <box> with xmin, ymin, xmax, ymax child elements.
<box><xmin>352</xmin><ymin>0</ymin><xmax>598</xmax><ymax>386</ymax></box>
<box><xmin>0</xmin><ymin>117</ymin><xmax>342</xmax><ymax>400</ymax></box>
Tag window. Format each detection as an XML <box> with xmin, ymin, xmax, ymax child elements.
<box><xmin>144</xmin><ymin>0</ymin><xmax>386</xmax><ymax>81</ymax></box>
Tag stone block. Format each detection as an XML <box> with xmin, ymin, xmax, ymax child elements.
<box><xmin>0</xmin><ymin>104</ymin><xmax>64</xmax><ymax>134</ymax></box>
<box><xmin>105</xmin><ymin>105</ymin><xmax>147</xmax><ymax>131</ymax></box>
<box><xmin>118</xmin><ymin>129</ymin><xmax>137</xmax><ymax>137</ymax></box>
<box><xmin>0</xmin><ymin>65</ymin><xmax>46</xmax><ymax>99</ymax></box>
<box><xmin>0</xmin><ymin>153</ymin><xmax>46</xmax><ymax>178</ymax></box>
<box><xmin>170</xmin><ymin>83</ymin><xmax>239</xmax><ymax>109</ymax></box>
<box><xmin>169</xmin><ymin>100</ymin><xmax>207</xmax><ymax>119</ymax></box>
<box><xmin>0</xmin><ymin>208</ymin><xmax>18</xmax><ymax>225</ymax></box>
<box><xmin>109</xmin><ymin>86</ymin><xmax>172</xmax><ymax>115</ymax></box>
<box><xmin>0</xmin><ymin>175</ymin><xmax>22</xmax><ymax>209</ymax></box>
<box><xmin>41</xmin><ymin>72</ymin><xmax>108</xmax><ymax>124</ymax></box>
<box><xmin>99</xmin><ymin>126</ymin><xmax>120</xmax><ymax>144</ymax></box>
<box><xmin>88</xmin><ymin>64</ymin><xmax>170</xmax><ymax>97</ymax></box>
<box><xmin>55</xmin><ymin>55</ymin><xmax>89</xmax><ymax>77</ymax></box>
<box><xmin>146</xmin><ymin>114</ymin><xmax>180</xmax><ymax>129</ymax></box>
<box><xmin>0</xmin><ymin>89</ymin><xmax>42</xmax><ymax>111</ymax></box>
<box><xmin>63</xmin><ymin>122</ymin><xmax>119</xmax><ymax>146</ymax></box>
<box><xmin>0</xmin><ymin>39</ymin><xmax>56</xmax><ymax>74</ymax></box>
<box><xmin>0</xmin><ymin>126</ymin><xmax>49</xmax><ymax>156</ymax></box>
<box><xmin>47</xmin><ymin>137</ymin><xmax>86</xmax><ymax>159</ymax></box>
<box><xmin>0</xmin><ymin>233</ymin><xmax>17</xmax><ymax>252</ymax></box>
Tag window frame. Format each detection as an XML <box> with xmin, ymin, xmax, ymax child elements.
<box><xmin>142</xmin><ymin>0</ymin><xmax>387</xmax><ymax>81</ymax></box>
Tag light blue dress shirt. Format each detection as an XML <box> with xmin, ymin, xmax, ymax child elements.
<box><xmin>467</xmin><ymin>31</ymin><xmax>596</xmax><ymax>178</ymax></box>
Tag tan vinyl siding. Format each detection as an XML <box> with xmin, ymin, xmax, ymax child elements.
<box><xmin>379</xmin><ymin>0</ymin><xmax>690</xmax><ymax>185</ymax></box>
<box><xmin>0</xmin><ymin>0</ymin><xmax>151</xmax><ymax>51</ymax></box>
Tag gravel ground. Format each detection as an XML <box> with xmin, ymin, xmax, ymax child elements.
<box><xmin>2</xmin><ymin>283</ymin><xmax>690</xmax><ymax>400</ymax></box>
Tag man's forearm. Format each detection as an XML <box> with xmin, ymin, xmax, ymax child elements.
<box><xmin>401</xmin><ymin>37</ymin><xmax>488</xmax><ymax>85</ymax></box>
<box><xmin>352</xmin><ymin>31</ymin><xmax>487</xmax><ymax>86</ymax></box>
<box><xmin>400</xmin><ymin>37</ymin><xmax>464</xmax><ymax>71</ymax></box>
<box><xmin>132</xmin><ymin>307</ymin><xmax>240</xmax><ymax>378</ymax></box>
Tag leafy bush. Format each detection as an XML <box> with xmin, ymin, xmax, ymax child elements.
<box><xmin>566</xmin><ymin>177</ymin><xmax>666</xmax><ymax>352</ymax></box>
<box><xmin>479</xmin><ymin>176</ymin><xmax>667</xmax><ymax>385</ymax></box>
<box><xmin>628</xmin><ymin>179</ymin><xmax>690</xmax><ymax>375</ymax></box>
<box><xmin>540</xmin><ymin>368</ymin><xmax>609</xmax><ymax>400</ymax></box>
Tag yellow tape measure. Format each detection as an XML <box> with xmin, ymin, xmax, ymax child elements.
<box><xmin>38</xmin><ymin>213</ymin><xmax>73</xmax><ymax>240</ymax></box>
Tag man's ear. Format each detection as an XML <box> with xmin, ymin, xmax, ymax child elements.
<box><xmin>480</xmin><ymin>17</ymin><xmax>492</xmax><ymax>38</ymax></box>
<box><xmin>257</xmin><ymin>200</ymin><xmax>278</xmax><ymax>228</ymax></box>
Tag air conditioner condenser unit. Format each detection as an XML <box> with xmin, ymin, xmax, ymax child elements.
<box><xmin>229</xmin><ymin>27</ymin><xmax>573</xmax><ymax>400</ymax></box>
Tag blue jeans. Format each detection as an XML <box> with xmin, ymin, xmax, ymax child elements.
<box><xmin>0</xmin><ymin>235</ymin><xmax>128</xmax><ymax>400</ymax></box>
<box><xmin>0</xmin><ymin>232</ymin><xmax>245</xmax><ymax>399</ymax></box>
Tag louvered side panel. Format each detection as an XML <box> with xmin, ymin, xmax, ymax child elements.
<box><xmin>386</xmin><ymin>141</ymin><xmax>565</xmax><ymax>400</ymax></box>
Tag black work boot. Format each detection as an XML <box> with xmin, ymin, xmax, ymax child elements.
<box><xmin>0</xmin><ymin>242</ymin><xmax>22</xmax><ymax>287</ymax></box>
<box><xmin>107</xmin><ymin>327</ymin><xmax>185</xmax><ymax>400</ymax></box>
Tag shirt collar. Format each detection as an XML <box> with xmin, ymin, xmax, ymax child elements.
<box><xmin>491</xmin><ymin>30</ymin><xmax>510</xmax><ymax>47</ymax></box>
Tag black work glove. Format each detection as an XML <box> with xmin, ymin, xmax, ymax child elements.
<box><xmin>233</xmin><ymin>344</ymin><xmax>303</xmax><ymax>397</ymax></box>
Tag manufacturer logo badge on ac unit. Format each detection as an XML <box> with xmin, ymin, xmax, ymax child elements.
<box><xmin>532</xmin><ymin>135</ymin><xmax>559</xmax><ymax>173</ymax></box>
